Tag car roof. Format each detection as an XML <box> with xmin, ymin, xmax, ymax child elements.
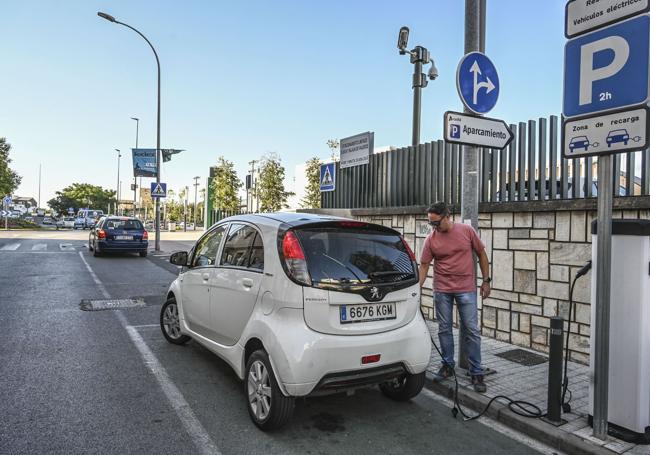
<box><xmin>219</xmin><ymin>212</ymin><xmax>348</xmax><ymax>228</ymax></box>
<box><xmin>609</xmin><ymin>129</ymin><xmax>627</xmax><ymax>133</ymax></box>
<box><xmin>571</xmin><ymin>136</ymin><xmax>588</xmax><ymax>141</ymax></box>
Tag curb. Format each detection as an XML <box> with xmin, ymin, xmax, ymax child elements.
<box><xmin>424</xmin><ymin>372</ymin><xmax>614</xmax><ymax>455</ymax></box>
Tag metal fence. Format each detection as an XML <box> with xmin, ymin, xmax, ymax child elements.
<box><xmin>321</xmin><ymin>115</ymin><xmax>650</xmax><ymax>209</ymax></box>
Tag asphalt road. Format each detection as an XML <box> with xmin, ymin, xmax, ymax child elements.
<box><xmin>0</xmin><ymin>230</ymin><xmax>557</xmax><ymax>455</ymax></box>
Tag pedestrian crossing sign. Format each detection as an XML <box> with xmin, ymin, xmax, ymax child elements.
<box><xmin>320</xmin><ymin>163</ymin><xmax>336</xmax><ymax>192</ymax></box>
<box><xmin>150</xmin><ymin>182</ymin><xmax>167</xmax><ymax>198</ymax></box>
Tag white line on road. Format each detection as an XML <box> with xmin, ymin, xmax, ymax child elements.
<box><xmin>0</xmin><ymin>242</ymin><xmax>21</xmax><ymax>250</ymax></box>
<box><xmin>31</xmin><ymin>243</ymin><xmax>47</xmax><ymax>251</ymax></box>
<box><xmin>128</xmin><ymin>324</ymin><xmax>160</xmax><ymax>328</ymax></box>
<box><xmin>78</xmin><ymin>251</ymin><xmax>221</xmax><ymax>455</ymax></box>
<box><xmin>419</xmin><ymin>388</ymin><xmax>564</xmax><ymax>455</ymax></box>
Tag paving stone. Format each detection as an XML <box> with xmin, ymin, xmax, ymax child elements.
<box><xmin>509</xmin><ymin>239</ymin><xmax>548</xmax><ymax>251</ymax></box>
<box><xmin>514</xmin><ymin>251</ymin><xmax>536</xmax><ymax>270</ymax></box>
<box><xmin>555</xmin><ymin>211</ymin><xmax>571</xmax><ymax>241</ymax></box>
<box><xmin>530</xmin><ymin>229</ymin><xmax>548</xmax><ymax>239</ymax></box>
<box><xmin>492</xmin><ymin>250</ymin><xmax>513</xmax><ymax>291</ymax></box>
<box><xmin>497</xmin><ymin>309</ymin><xmax>510</xmax><ymax>331</ymax></box>
<box><xmin>549</xmin><ymin>241</ymin><xmax>591</xmax><ymax>266</ymax></box>
<box><xmin>513</xmin><ymin>212</ymin><xmax>533</xmax><ymax>228</ymax></box>
<box><xmin>534</xmin><ymin>212</ymin><xmax>555</xmax><ymax>229</ymax></box>
<box><xmin>514</xmin><ymin>269</ymin><xmax>536</xmax><ymax>294</ymax></box>
<box><xmin>519</xmin><ymin>314</ymin><xmax>531</xmax><ymax>333</ymax></box>
<box><xmin>571</xmin><ymin>211</ymin><xmax>587</xmax><ymax>242</ymax></box>
<box><xmin>493</xmin><ymin>229</ymin><xmax>508</xmax><ymax>249</ymax></box>
<box><xmin>492</xmin><ymin>213</ymin><xmax>513</xmax><ymax>228</ymax></box>
<box><xmin>550</xmin><ymin>265</ymin><xmax>569</xmax><ymax>282</ymax></box>
<box><xmin>509</xmin><ymin>229</ymin><xmax>530</xmax><ymax>239</ymax></box>
<box><xmin>538</xmin><ymin>280</ymin><xmax>569</xmax><ymax>300</ymax></box>
<box><xmin>537</xmin><ymin>252</ymin><xmax>549</xmax><ymax>280</ymax></box>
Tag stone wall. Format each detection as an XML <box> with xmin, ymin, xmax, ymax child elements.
<box><xmin>351</xmin><ymin>208</ymin><xmax>650</xmax><ymax>365</ymax></box>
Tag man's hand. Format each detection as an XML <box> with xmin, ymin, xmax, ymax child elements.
<box><xmin>480</xmin><ymin>281</ymin><xmax>491</xmax><ymax>299</ymax></box>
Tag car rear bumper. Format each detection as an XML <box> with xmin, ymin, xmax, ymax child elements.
<box><xmin>266</xmin><ymin>308</ymin><xmax>432</xmax><ymax>397</ymax></box>
<box><xmin>97</xmin><ymin>240</ymin><xmax>148</xmax><ymax>252</ymax></box>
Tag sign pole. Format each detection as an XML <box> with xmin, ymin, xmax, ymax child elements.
<box><xmin>459</xmin><ymin>0</ymin><xmax>484</xmax><ymax>371</ymax></box>
<box><xmin>593</xmin><ymin>155</ymin><xmax>613</xmax><ymax>439</ymax></box>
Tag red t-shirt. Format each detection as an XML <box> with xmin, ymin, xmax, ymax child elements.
<box><xmin>420</xmin><ymin>222</ymin><xmax>485</xmax><ymax>293</ymax></box>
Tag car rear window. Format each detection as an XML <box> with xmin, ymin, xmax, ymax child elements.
<box><xmin>294</xmin><ymin>227</ymin><xmax>415</xmax><ymax>285</ymax></box>
<box><xmin>104</xmin><ymin>219</ymin><xmax>143</xmax><ymax>230</ymax></box>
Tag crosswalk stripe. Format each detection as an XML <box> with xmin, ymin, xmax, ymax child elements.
<box><xmin>0</xmin><ymin>243</ymin><xmax>21</xmax><ymax>251</ymax></box>
<box><xmin>31</xmin><ymin>243</ymin><xmax>47</xmax><ymax>251</ymax></box>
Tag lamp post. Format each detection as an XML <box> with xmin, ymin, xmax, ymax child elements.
<box><xmin>193</xmin><ymin>176</ymin><xmax>200</xmax><ymax>231</ymax></box>
<box><xmin>98</xmin><ymin>11</ymin><xmax>162</xmax><ymax>251</ymax></box>
<box><xmin>115</xmin><ymin>149</ymin><xmax>121</xmax><ymax>214</ymax></box>
<box><xmin>131</xmin><ymin>117</ymin><xmax>139</xmax><ymax>217</ymax></box>
<box><xmin>397</xmin><ymin>26</ymin><xmax>439</xmax><ymax>146</ymax></box>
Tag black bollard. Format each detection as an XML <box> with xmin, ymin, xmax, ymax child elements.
<box><xmin>545</xmin><ymin>316</ymin><xmax>565</xmax><ymax>425</ymax></box>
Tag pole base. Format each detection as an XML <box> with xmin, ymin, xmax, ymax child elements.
<box><xmin>541</xmin><ymin>416</ymin><xmax>567</xmax><ymax>427</ymax></box>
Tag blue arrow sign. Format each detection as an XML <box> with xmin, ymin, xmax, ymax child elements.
<box><xmin>3</xmin><ymin>196</ymin><xmax>12</xmax><ymax>206</ymax></box>
<box><xmin>150</xmin><ymin>182</ymin><xmax>167</xmax><ymax>198</ymax></box>
<box><xmin>563</xmin><ymin>14</ymin><xmax>650</xmax><ymax>118</ymax></box>
<box><xmin>319</xmin><ymin>163</ymin><xmax>336</xmax><ymax>192</ymax></box>
<box><xmin>456</xmin><ymin>52</ymin><xmax>500</xmax><ymax>114</ymax></box>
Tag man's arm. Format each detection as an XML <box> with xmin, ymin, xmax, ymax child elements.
<box><xmin>478</xmin><ymin>249</ymin><xmax>491</xmax><ymax>299</ymax></box>
<box><xmin>418</xmin><ymin>262</ymin><xmax>430</xmax><ymax>288</ymax></box>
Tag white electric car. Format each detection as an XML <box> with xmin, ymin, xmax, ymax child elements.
<box><xmin>161</xmin><ymin>213</ymin><xmax>432</xmax><ymax>430</ymax></box>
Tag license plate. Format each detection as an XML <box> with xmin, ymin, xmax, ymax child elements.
<box><xmin>340</xmin><ymin>303</ymin><xmax>396</xmax><ymax>324</ymax></box>
<box><xmin>115</xmin><ymin>235</ymin><xmax>133</xmax><ymax>240</ymax></box>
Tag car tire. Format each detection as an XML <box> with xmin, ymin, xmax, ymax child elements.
<box><xmin>139</xmin><ymin>251</ymin><xmax>148</xmax><ymax>258</ymax></box>
<box><xmin>88</xmin><ymin>239</ymin><xmax>93</xmax><ymax>251</ymax></box>
<box><xmin>379</xmin><ymin>372</ymin><xmax>425</xmax><ymax>401</ymax></box>
<box><xmin>160</xmin><ymin>297</ymin><xmax>191</xmax><ymax>345</ymax></box>
<box><xmin>93</xmin><ymin>241</ymin><xmax>101</xmax><ymax>257</ymax></box>
<box><xmin>245</xmin><ymin>350</ymin><xmax>294</xmax><ymax>431</ymax></box>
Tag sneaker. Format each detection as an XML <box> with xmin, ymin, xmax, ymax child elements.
<box><xmin>433</xmin><ymin>364</ymin><xmax>454</xmax><ymax>382</ymax></box>
<box><xmin>471</xmin><ymin>374</ymin><xmax>487</xmax><ymax>393</ymax></box>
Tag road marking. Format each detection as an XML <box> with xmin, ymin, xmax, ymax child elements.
<box><xmin>129</xmin><ymin>324</ymin><xmax>160</xmax><ymax>328</ymax></box>
<box><xmin>0</xmin><ymin>243</ymin><xmax>21</xmax><ymax>250</ymax></box>
<box><xmin>78</xmin><ymin>251</ymin><xmax>221</xmax><ymax>455</ymax></box>
<box><xmin>59</xmin><ymin>243</ymin><xmax>76</xmax><ymax>251</ymax></box>
<box><xmin>31</xmin><ymin>243</ymin><xmax>47</xmax><ymax>251</ymax></box>
<box><xmin>419</xmin><ymin>388</ymin><xmax>563</xmax><ymax>455</ymax></box>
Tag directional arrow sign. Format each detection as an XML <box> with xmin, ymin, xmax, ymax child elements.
<box><xmin>444</xmin><ymin>111</ymin><xmax>514</xmax><ymax>150</ymax></box>
<box><xmin>456</xmin><ymin>52</ymin><xmax>500</xmax><ymax>114</ymax></box>
<box><xmin>150</xmin><ymin>182</ymin><xmax>167</xmax><ymax>198</ymax></box>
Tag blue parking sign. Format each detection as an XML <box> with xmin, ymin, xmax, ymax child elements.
<box><xmin>320</xmin><ymin>163</ymin><xmax>336</xmax><ymax>192</ymax></box>
<box><xmin>563</xmin><ymin>14</ymin><xmax>650</xmax><ymax>118</ymax></box>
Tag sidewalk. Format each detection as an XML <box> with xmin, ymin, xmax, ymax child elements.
<box><xmin>423</xmin><ymin>321</ymin><xmax>648</xmax><ymax>455</ymax></box>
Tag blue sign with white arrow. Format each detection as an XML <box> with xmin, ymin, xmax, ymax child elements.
<box><xmin>563</xmin><ymin>14</ymin><xmax>650</xmax><ymax>118</ymax></box>
<box><xmin>456</xmin><ymin>52</ymin><xmax>500</xmax><ymax>114</ymax></box>
<box><xmin>319</xmin><ymin>163</ymin><xmax>336</xmax><ymax>192</ymax></box>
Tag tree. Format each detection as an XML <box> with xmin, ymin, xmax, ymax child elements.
<box><xmin>210</xmin><ymin>156</ymin><xmax>241</xmax><ymax>211</ymax></box>
<box><xmin>47</xmin><ymin>183</ymin><xmax>115</xmax><ymax>215</ymax></box>
<box><xmin>256</xmin><ymin>153</ymin><xmax>293</xmax><ymax>212</ymax></box>
<box><xmin>300</xmin><ymin>157</ymin><xmax>322</xmax><ymax>209</ymax></box>
<box><xmin>0</xmin><ymin>138</ymin><xmax>22</xmax><ymax>196</ymax></box>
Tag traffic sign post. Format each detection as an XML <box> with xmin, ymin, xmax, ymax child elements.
<box><xmin>319</xmin><ymin>163</ymin><xmax>336</xmax><ymax>192</ymax></box>
<box><xmin>562</xmin><ymin>3</ymin><xmax>650</xmax><ymax>442</ymax></box>
<box><xmin>444</xmin><ymin>111</ymin><xmax>513</xmax><ymax>149</ymax></box>
<box><xmin>150</xmin><ymin>182</ymin><xmax>167</xmax><ymax>198</ymax></box>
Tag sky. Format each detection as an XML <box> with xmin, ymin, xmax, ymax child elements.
<box><xmin>1</xmin><ymin>0</ymin><xmax>567</xmax><ymax>207</ymax></box>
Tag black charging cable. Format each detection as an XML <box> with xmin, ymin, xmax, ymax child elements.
<box><xmin>420</xmin><ymin>307</ymin><xmax>544</xmax><ymax>421</ymax></box>
<box><xmin>561</xmin><ymin>260</ymin><xmax>592</xmax><ymax>413</ymax></box>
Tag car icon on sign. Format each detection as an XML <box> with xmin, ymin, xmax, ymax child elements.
<box><xmin>569</xmin><ymin>136</ymin><xmax>590</xmax><ymax>152</ymax></box>
<box><xmin>606</xmin><ymin>129</ymin><xmax>629</xmax><ymax>147</ymax></box>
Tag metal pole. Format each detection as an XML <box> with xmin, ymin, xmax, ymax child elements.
<box><xmin>184</xmin><ymin>186</ymin><xmax>188</xmax><ymax>232</ymax></box>
<box><xmin>116</xmin><ymin>149</ymin><xmax>121</xmax><ymax>214</ymax></box>
<box><xmin>132</xmin><ymin>117</ymin><xmax>139</xmax><ymax>215</ymax></box>
<box><xmin>193</xmin><ymin>176</ymin><xmax>199</xmax><ymax>230</ymax></box>
<box><xmin>546</xmin><ymin>316</ymin><xmax>564</xmax><ymax>424</ymax></box>
<box><xmin>38</xmin><ymin>164</ymin><xmax>41</xmax><ymax>210</ymax></box>
<box><xmin>412</xmin><ymin>57</ymin><xmax>422</xmax><ymax>147</ymax></box>
<box><xmin>459</xmin><ymin>0</ymin><xmax>484</xmax><ymax>371</ymax></box>
<box><xmin>593</xmin><ymin>155</ymin><xmax>613</xmax><ymax>440</ymax></box>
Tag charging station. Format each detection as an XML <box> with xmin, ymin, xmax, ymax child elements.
<box><xmin>589</xmin><ymin>219</ymin><xmax>650</xmax><ymax>443</ymax></box>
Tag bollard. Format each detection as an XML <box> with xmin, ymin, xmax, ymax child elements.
<box><xmin>545</xmin><ymin>316</ymin><xmax>565</xmax><ymax>425</ymax></box>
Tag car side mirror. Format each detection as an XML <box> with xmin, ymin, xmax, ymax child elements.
<box><xmin>170</xmin><ymin>251</ymin><xmax>189</xmax><ymax>266</ymax></box>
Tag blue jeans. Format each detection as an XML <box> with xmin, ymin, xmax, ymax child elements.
<box><xmin>435</xmin><ymin>291</ymin><xmax>483</xmax><ymax>376</ymax></box>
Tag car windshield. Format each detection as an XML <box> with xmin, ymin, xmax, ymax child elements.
<box><xmin>294</xmin><ymin>227</ymin><xmax>415</xmax><ymax>286</ymax></box>
<box><xmin>571</xmin><ymin>136</ymin><xmax>587</xmax><ymax>142</ymax></box>
<box><xmin>609</xmin><ymin>129</ymin><xmax>626</xmax><ymax>135</ymax></box>
<box><xmin>104</xmin><ymin>219</ymin><xmax>143</xmax><ymax>230</ymax></box>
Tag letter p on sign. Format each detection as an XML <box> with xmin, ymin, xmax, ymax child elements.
<box><xmin>579</xmin><ymin>36</ymin><xmax>629</xmax><ymax>106</ymax></box>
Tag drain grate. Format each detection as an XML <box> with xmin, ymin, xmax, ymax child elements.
<box><xmin>80</xmin><ymin>298</ymin><xmax>146</xmax><ymax>311</ymax></box>
<box><xmin>495</xmin><ymin>348</ymin><xmax>547</xmax><ymax>366</ymax></box>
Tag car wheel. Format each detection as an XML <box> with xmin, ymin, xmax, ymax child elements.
<box><xmin>245</xmin><ymin>350</ymin><xmax>294</xmax><ymax>431</ymax></box>
<box><xmin>379</xmin><ymin>372</ymin><xmax>425</xmax><ymax>401</ymax></box>
<box><xmin>139</xmin><ymin>251</ymin><xmax>148</xmax><ymax>258</ymax></box>
<box><xmin>93</xmin><ymin>241</ymin><xmax>101</xmax><ymax>257</ymax></box>
<box><xmin>160</xmin><ymin>297</ymin><xmax>191</xmax><ymax>345</ymax></box>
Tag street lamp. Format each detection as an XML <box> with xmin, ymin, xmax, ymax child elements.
<box><xmin>115</xmin><ymin>149</ymin><xmax>121</xmax><ymax>214</ymax></box>
<box><xmin>131</xmin><ymin>117</ymin><xmax>139</xmax><ymax>216</ymax></box>
<box><xmin>193</xmin><ymin>176</ymin><xmax>200</xmax><ymax>231</ymax></box>
<box><xmin>98</xmin><ymin>11</ymin><xmax>162</xmax><ymax>251</ymax></box>
<box><xmin>397</xmin><ymin>26</ymin><xmax>439</xmax><ymax>146</ymax></box>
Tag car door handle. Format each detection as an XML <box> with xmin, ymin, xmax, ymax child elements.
<box><xmin>202</xmin><ymin>272</ymin><xmax>210</xmax><ymax>281</ymax></box>
<box><xmin>242</xmin><ymin>278</ymin><xmax>254</xmax><ymax>288</ymax></box>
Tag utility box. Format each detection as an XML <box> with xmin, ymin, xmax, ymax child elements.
<box><xmin>590</xmin><ymin>219</ymin><xmax>650</xmax><ymax>443</ymax></box>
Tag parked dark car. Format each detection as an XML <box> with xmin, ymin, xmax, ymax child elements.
<box><xmin>88</xmin><ymin>216</ymin><xmax>149</xmax><ymax>257</ymax></box>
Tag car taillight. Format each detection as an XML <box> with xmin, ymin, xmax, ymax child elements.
<box><xmin>337</xmin><ymin>221</ymin><xmax>367</xmax><ymax>228</ymax></box>
<box><xmin>400</xmin><ymin>236</ymin><xmax>416</xmax><ymax>261</ymax></box>
<box><xmin>281</xmin><ymin>231</ymin><xmax>311</xmax><ymax>286</ymax></box>
<box><xmin>143</xmin><ymin>230</ymin><xmax>148</xmax><ymax>240</ymax></box>
<box><xmin>98</xmin><ymin>229</ymin><xmax>106</xmax><ymax>239</ymax></box>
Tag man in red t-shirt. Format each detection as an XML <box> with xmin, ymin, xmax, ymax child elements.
<box><xmin>419</xmin><ymin>202</ymin><xmax>491</xmax><ymax>392</ymax></box>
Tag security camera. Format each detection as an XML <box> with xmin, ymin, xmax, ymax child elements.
<box><xmin>428</xmin><ymin>61</ymin><xmax>439</xmax><ymax>80</ymax></box>
<box><xmin>397</xmin><ymin>26</ymin><xmax>410</xmax><ymax>54</ymax></box>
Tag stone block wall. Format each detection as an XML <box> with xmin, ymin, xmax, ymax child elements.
<box><xmin>353</xmin><ymin>208</ymin><xmax>650</xmax><ymax>364</ymax></box>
